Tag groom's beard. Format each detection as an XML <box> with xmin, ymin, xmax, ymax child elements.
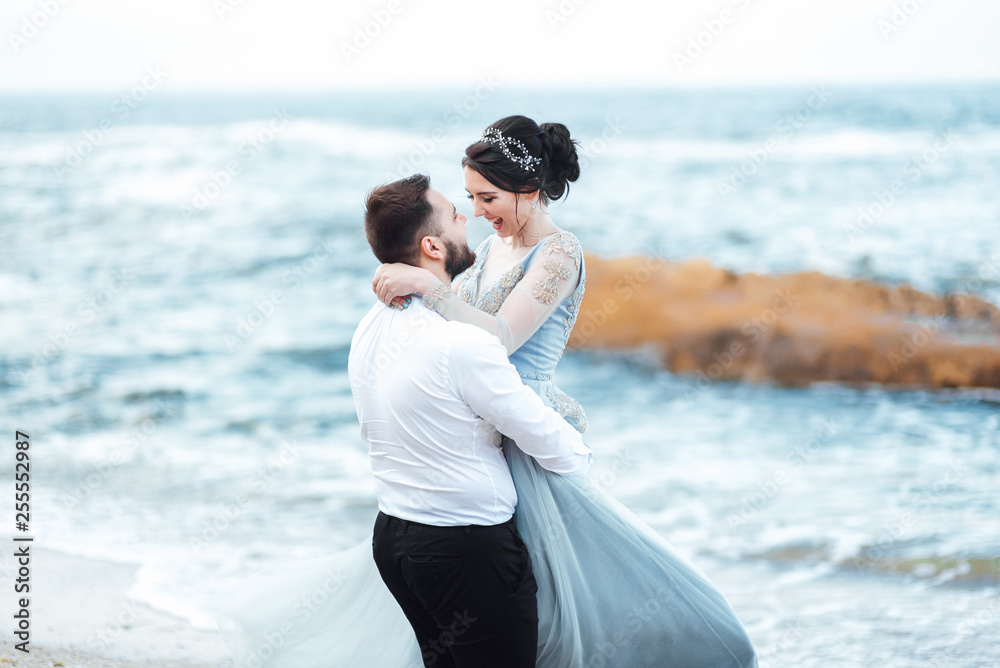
<box><xmin>443</xmin><ymin>239</ymin><xmax>476</xmax><ymax>279</ymax></box>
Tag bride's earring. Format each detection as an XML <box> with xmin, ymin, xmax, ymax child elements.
<box><xmin>531</xmin><ymin>202</ymin><xmax>537</xmax><ymax>210</ymax></box>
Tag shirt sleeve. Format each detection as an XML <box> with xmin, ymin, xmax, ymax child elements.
<box><xmin>424</xmin><ymin>233</ymin><xmax>583</xmax><ymax>355</ymax></box>
<box><xmin>447</xmin><ymin>327</ymin><xmax>592</xmax><ymax>476</ymax></box>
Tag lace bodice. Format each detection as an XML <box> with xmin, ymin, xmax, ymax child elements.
<box><xmin>426</xmin><ymin>230</ymin><xmax>588</xmax><ymax>432</ymax></box>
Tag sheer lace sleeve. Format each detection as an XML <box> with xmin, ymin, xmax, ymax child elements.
<box><xmin>423</xmin><ymin>232</ymin><xmax>582</xmax><ymax>355</ymax></box>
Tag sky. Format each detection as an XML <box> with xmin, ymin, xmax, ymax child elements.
<box><xmin>0</xmin><ymin>0</ymin><xmax>997</xmax><ymax>91</ymax></box>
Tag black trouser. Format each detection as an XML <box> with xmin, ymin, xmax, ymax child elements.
<box><xmin>372</xmin><ymin>510</ymin><xmax>538</xmax><ymax>668</ymax></box>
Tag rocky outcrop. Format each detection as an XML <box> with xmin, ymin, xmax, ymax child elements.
<box><xmin>569</xmin><ymin>255</ymin><xmax>1000</xmax><ymax>388</ymax></box>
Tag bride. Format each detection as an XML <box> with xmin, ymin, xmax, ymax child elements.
<box><xmin>209</xmin><ymin>116</ymin><xmax>757</xmax><ymax>667</ymax></box>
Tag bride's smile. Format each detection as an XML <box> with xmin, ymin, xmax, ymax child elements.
<box><xmin>464</xmin><ymin>166</ymin><xmax>558</xmax><ymax>248</ymax></box>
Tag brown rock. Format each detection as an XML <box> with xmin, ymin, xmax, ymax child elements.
<box><xmin>569</xmin><ymin>254</ymin><xmax>1000</xmax><ymax>389</ymax></box>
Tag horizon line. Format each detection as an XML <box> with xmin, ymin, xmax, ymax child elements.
<box><xmin>1</xmin><ymin>76</ymin><xmax>999</xmax><ymax>96</ymax></box>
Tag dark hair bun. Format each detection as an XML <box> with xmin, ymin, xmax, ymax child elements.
<box><xmin>463</xmin><ymin>116</ymin><xmax>580</xmax><ymax>205</ymax></box>
<box><xmin>539</xmin><ymin>122</ymin><xmax>580</xmax><ymax>202</ymax></box>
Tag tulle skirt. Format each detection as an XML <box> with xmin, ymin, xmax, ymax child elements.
<box><xmin>209</xmin><ymin>440</ymin><xmax>757</xmax><ymax>667</ymax></box>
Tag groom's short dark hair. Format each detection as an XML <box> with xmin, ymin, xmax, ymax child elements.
<box><xmin>364</xmin><ymin>174</ymin><xmax>441</xmax><ymax>265</ymax></box>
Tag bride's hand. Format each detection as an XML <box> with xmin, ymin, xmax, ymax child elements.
<box><xmin>373</xmin><ymin>263</ymin><xmax>436</xmax><ymax>308</ymax></box>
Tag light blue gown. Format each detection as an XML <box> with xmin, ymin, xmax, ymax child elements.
<box><xmin>208</xmin><ymin>232</ymin><xmax>757</xmax><ymax>668</ymax></box>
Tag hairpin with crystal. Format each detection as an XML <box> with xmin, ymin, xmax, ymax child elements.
<box><xmin>476</xmin><ymin>127</ymin><xmax>542</xmax><ymax>172</ymax></box>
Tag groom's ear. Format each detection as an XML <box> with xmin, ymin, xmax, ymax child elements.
<box><xmin>418</xmin><ymin>235</ymin><xmax>445</xmax><ymax>262</ymax></box>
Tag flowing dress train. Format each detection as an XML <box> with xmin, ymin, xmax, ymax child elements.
<box><xmin>208</xmin><ymin>231</ymin><xmax>757</xmax><ymax>667</ymax></box>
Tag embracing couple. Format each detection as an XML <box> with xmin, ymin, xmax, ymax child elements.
<box><xmin>214</xmin><ymin>116</ymin><xmax>757</xmax><ymax>668</ymax></box>
<box><xmin>351</xmin><ymin>116</ymin><xmax>757</xmax><ymax>667</ymax></box>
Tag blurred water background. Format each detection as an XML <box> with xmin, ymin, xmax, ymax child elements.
<box><xmin>1</xmin><ymin>84</ymin><xmax>999</xmax><ymax>666</ymax></box>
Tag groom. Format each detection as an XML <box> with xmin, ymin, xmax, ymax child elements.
<box><xmin>349</xmin><ymin>174</ymin><xmax>592</xmax><ymax>668</ymax></box>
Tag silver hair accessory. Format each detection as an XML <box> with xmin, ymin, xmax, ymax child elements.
<box><xmin>477</xmin><ymin>127</ymin><xmax>542</xmax><ymax>172</ymax></box>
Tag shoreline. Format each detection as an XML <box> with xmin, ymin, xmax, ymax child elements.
<box><xmin>0</xmin><ymin>546</ymin><xmax>232</xmax><ymax>667</ymax></box>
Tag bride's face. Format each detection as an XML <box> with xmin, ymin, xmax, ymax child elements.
<box><xmin>463</xmin><ymin>166</ymin><xmax>534</xmax><ymax>239</ymax></box>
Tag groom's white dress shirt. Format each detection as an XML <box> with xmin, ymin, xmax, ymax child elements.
<box><xmin>348</xmin><ymin>299</ymin><xmax>592</xmax><ymax>527</ymax></box>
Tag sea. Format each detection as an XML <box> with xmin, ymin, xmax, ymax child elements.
<box><xmin>1</xmin><ymin>83</ymin><xmax>998</xmax><ymax>666</ymax></box>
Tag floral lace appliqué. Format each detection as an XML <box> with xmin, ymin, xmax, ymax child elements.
<box><xmin>532</xmin><ymin>232</ymin><xmax>582</xmax><ymax>305</ymax></box>
<box><xmin>545</xmin><ymin>387</ymin><xmax>589</xmax><ymax>433</ymax></box>
<box><xmin>479</xmin><ymin>265</ymin><xmax>526</xmax><ymax>315</ymax></box>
